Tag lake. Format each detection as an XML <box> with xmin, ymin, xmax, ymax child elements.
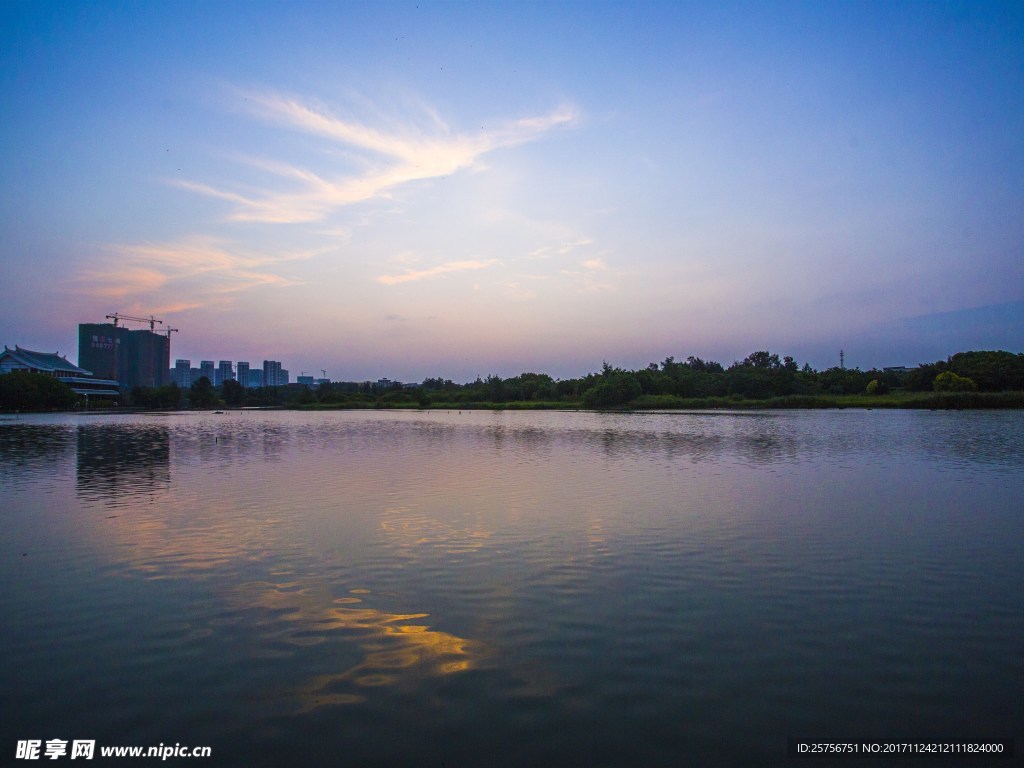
<box><xmin>1</xmin><ymin>409</ymin><xmax>1021</xmax><ymax>766</ymax></box>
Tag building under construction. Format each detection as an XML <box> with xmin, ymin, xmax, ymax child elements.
<box><xmin>78</xmin><ymin>314</ymin><xmax>172</xmax><ymax>390</ymax></box>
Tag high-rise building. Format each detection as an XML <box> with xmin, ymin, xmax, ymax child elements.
<box><xmin>263</xmin><ymin>360</ymin><xmax>283</xmax><ymax>387</ymax></box>
<box><xmin>249</xmin><ymin>369</ymin><xmax>264</xmax><ymax>388</ymax></box>
<box><xmin>78</xmin><ymin>323</ymin><xmax>170</xmax><ymax>390</ymax></box>
<box><xmin>172</xmin><ymin>359</ymin><xmax>192</xmax><ymax>388</ymax></box>
<box><xmin>236</xmin><ymin>361</ymin><xmax>250</xmax><ymax>388</ymax></box>
<box><xmin>199</xmin><ymin>361</ymin><xmax>215</xmax><ymax>384</ymax></box>
<box><xmin>218</xmin><ymin>360</ymin><xmax>234</xmax><ymax>386</ymax></box>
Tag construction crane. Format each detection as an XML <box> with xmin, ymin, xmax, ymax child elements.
<box><xmin>163</xmin><ymin>328</ymin><xmax>179</xmax><ymax>339</ymax></box>
<box><xmin>106</xmin><ymin>312</ymin><xmax>164</xmax><ymax>332</ymax></box>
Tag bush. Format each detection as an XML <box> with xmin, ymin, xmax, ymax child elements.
<box><xmin>866</xmin><ymin>379</ymin><xmax>888</xmax><ymax>395</ymax></box>
<box><xmin>933</xmin><ymin>371</ymin><xmax>977</xmax><ymax>392</ymax></box>
<box><xmin>0</xmin><ymin>372</ymin><xmax>78</xmax><ymax>411</ymax></box>
<box><xmin>581</xmin><ymin>372</ymin><xmax>642</xmax><ymax>408</ymax></box>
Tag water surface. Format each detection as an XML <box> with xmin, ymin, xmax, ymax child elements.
<box><xmin>2</xmin><ymin>410</ymin><xmax>1021</xmax><ymax>766</ymax></box>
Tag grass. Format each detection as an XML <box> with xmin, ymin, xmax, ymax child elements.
<box><xmin>290</xmin><ymin>390</ymin><xmax>1024</xmax><ymax>412</ymax></box>
<box><xmin>627</xmin><ymin>391</ymin><xmax>1024</xmax><ymax>410</ymax></box>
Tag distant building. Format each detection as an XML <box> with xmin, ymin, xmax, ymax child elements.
<box><xmin>78</xmin><ymin>323</ymin><xmax>169</xmax><ymax>390</ymax></box>
<box><xmin>200</xmin><ymin>361</ymin><xmax>215</xmax><ymax>384</ymax></box>
<box><xmin>0</xmin><ymin>345</ymin><xmax>120</xmax><ymax>399</ymax></box>
<box><xmin>218</xmin><ymin>360</ymin><xmax>234</xmax><ymax>386</ymax></box>
<box><xmin>263</xmin><ymin>360</ymin><xmax>284</xmax><ymax>387</ymax></box>
<box><xmin>249</xmin><ymin>369</ymin><xmax>264</xmax><ymax>388</ymax></box>
<box><xmin>236</xmin><ymin>361</ymin><xmax>250</xmax><ymax>388</ymax></box>
<box><xmin>172</xmin><ymin>359</ymin><xmax>192</xmax><ymax>388</ymax></box>
<box><xmin>297</xmin><ymin>375</ymin><xmax>315</xmax><ymax>386</ymax></box>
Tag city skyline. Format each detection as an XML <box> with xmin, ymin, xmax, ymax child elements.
<box><xmin>3</xmin><ymin>1</ymin><xmax>1022</xmax><ymax>383</ymax></box>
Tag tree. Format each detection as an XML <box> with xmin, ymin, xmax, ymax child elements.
<box><xmin>907</xmin><ymin>361</ymin><xmax>946</xmax><ymax>391</ymax></box>
<box><xmin>947</xmin><ymin>351</ymin><xmax>1024</xmax><ymax>391</ymax></box>
<box><xmin>740</xmin><ymin>351</ymin><xmax>782</xmax><ymax>370</ymax></box>
<box><xmin>221</xmin><ymin>379</ymin><xmax>245</xmax><ymax>407</ymax></box>
<box><xmin>865</xmin><ymin>379</ymin><xmax>889</xmax><ymax>395</ymax></box>
<box><xmin>581</xmin><ymin>371</ymin><xmax>641</xmax><ymax>407</ymax></box>
<box><xmin>933</xmin><ymin>371</ymin><xmax>977</xmax><ymax>392</ymax></box>
<box><xmin>515</xmin><ymin>372</ymin><xmax>555</xmax><ymax>401</ymax></box>
<box><xmin>189</xmin><ymin>376</ymin><xmax>217</xmax><ymax>408</ymax></box>
<box><xmin>0</xmin><ymin>371</ymin><xmax>77</xmax><ymax>411</ymax></box>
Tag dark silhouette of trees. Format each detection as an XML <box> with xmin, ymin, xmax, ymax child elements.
<box><xmin>221</xmin><ymin>379</ymin><xmax>245</xmax><ymax>406</ymax></box>
<box><xmin>129</xmin><ymin>383</ymin><xmax>182</xmax><ymax>409</ymax></box>
<box><xmin>0</xmin><ymin>371</ymin><xmax>77</xmax><ymax>411</ymax></box>
<box><xmin>189</xmin><ymin>376</ymin><xmax>217</xmax><ymax>408</ymax></box>
<box><xmin>933</xmin><ymin>371</ymin><xmax>977</xmax><ymax>392</ymax></box>
<box><xmin>13</xmin><ymin>347</ymin><xmax>1021</xmax><ymax>413</ymax></box>
<box><xmin>581</xmin><ymin>364</ymin><xmax>642</xmax><ymax>407</ymax></box>
<box><xmin>947</xmin><ymin>351</ymin><xmax>1024</xmax><ymax>391</ymax></box>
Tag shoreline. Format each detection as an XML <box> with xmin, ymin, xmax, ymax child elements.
<box><xmin>4</xmin><ymin>391</ymin><xmax>1024</xmax><ymax>416</ymax></box>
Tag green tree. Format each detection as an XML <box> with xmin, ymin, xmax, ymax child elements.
<box><xmin>582</xmin><ymin>371</ymin><xmax>642</xmax><ymax>407</ymax></box>
<box><xmin>865</xmin><ymin>379</ymin><xmax>889</xmax><ymax>395</ymax></box>
<box><xmin>907</xmin><ymin>361</ymin><xmax>946</xmax><ymax>391</ymax></box>
<box><xmin>189</xmin><ymin>376</ymin><xmax>218</xmax><ymax>408</ymax></box>
<box><xmin>933</xmin><ymin>371</ymin><xmax>977</xmax><ymax>392</ymax></box>
<box><xmin>0</xmin><ymin>371</ymin><xmax>77</xmax><ymax>411</ymax></box>
<box><xmin>514</xmin><ymin>372</ymin><xmax>555</xmax><ymax>401</ymax></box>
<box><xmin>221</xmin><ymin>379</ymin><xmax>245</xmax><ymax>407</ymax></box>
<box><xmin>947</xmin><ymin>351</ymin><xmax>1024</xmax><ymax>391</ymax></box>
<box><xmin>741</xmin><ymin>351</ymin><xmax>782</xmax><ymax>370</ymax></box>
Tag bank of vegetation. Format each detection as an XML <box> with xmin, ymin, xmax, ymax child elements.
<box><xmin>2</xmin><ymin>349</ymin><xmax>1023</xmax><ymax>413</ymax></box>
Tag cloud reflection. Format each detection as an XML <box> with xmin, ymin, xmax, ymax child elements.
<box><xmin>233</xmin><ymin>579</ymin><xmax>482</xmax><ymax>711</ymax></box>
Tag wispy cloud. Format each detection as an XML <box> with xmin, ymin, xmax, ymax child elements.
<box><xmin>76</xmin><ymin>236</ymin><xmax>316</xmax><ymax>312</ymax></box>
<box><xmin>528</xmin><ymin>237</ymin><xmax>594</xmax><ymax>259</ymax></box>
<box><xmin>557</xmin><ymin>255</ymin><xmax>622</xmax><ymax>292</ymax></box>
<box><xmin>177</xmin><ymin>91</ymin><xmax>579</xmax><ymax>223</ymax></box>
<box><xmin>377</xmin><ymin>259</ymin><xmax>498</xmax><ymax>286</ymax></box>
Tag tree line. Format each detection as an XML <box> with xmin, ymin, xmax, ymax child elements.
<box><xmin>2</xmin><ymin>350</ymin><xmax>1022</xmax><ymax>412</ymax></box>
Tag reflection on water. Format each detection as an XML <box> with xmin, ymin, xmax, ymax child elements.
<box><xmin>2</xmin><ymin>410</ymin><xmax>1022</xmax><ymax>766</ymax></box>
<box><xmin>0</xmin><ymin>423</ymin><xmax>75</xmax><ymax>488</ymax></box>
<box><xmin>76</xmin><ymin>424</ymin><xmax>170</xmax><ymax>506</ymax></box>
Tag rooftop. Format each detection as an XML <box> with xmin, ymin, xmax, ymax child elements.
<box><xmin>1</xmin><ymin>345</ymin><xmax>92</xmax><ymax>376</ymax></box>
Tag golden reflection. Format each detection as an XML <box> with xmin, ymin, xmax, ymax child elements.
<box><xmin>238</xmin><ymin>582</ymin><xmax>483</xmax><ymax>712</ymax></box>
<box><xmin>78</xmin><ymin>498</ymin><xmax>284</xmax><ymax>578</ymax></box>
<box><xmin>73</xmin><ymin>497</ymin><xmax>483</xmax><ymax>712</ymax></box>
<box><xmin>379</xmin><ymin>505</ymin><xmax>493</xmax><ymax>553</ymax></box>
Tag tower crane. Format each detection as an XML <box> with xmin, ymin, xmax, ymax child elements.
<box><xmin>106</xmin><ymin>312</ymin><xmax>164</xmax><ymax>332</ymax></box>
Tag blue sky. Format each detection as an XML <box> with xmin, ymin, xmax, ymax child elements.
<box><xmin>2</xmin><ymin>0</ymin><xmax>1021</xmax><ymax>382</ymax></box>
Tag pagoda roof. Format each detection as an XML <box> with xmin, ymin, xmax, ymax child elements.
<box><xmin>1</xmin><ymin>345</ymin><xmax>92</xmax><ymax>376</ymax></box>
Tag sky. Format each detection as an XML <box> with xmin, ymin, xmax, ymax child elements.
<box><xmin>2</xmin><ymin>0</ymin><xmax>1022</xmax><ymax>382</ymax></box>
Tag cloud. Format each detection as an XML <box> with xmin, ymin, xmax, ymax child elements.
<box><xmin>555</xmin><ymin>254</ymin><xmax>623</xmax><ymax>293</ymax></box>
<box><xmin>179</xmin><ymin>91</ymin><xmax>579</xmax><ymax>223</ymax></box>
<box><xmin>377</xmin><ymin>259</ymin><xmax>498</xmax><ymax>286</ymax></box>
<box><xmin>75</xmin><ymin>236</ymin><xmax>315</xmax><ymax>312</ymax></box>
<box><xmin>529</xmin><ymin>237</ymin><xmax>594</xmax><ymax>260</ymax></box>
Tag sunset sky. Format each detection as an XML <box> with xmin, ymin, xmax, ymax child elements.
<box><xmin>2</xmin><ymin>0</ymin><xmax>1022</xmax><ymax>382</ymax></box>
